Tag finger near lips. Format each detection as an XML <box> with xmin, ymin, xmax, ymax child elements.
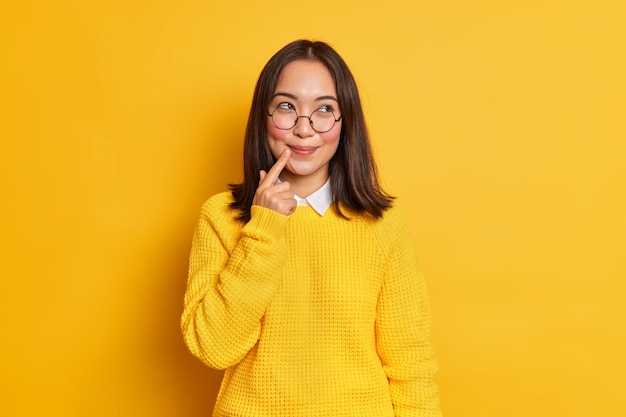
<box><xmin>263</xmin><ymin>149</ymin><xmax>291</xmax><ymax>186</ymax></box>
<box><xmin>253</xmin><ymin>149</ymin><xmax>296</xmax><ymax>215</ymax></box>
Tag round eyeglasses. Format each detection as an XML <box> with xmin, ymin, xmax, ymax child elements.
<box><xmin>267</xmin><ymin>104</ymin><xmax>342</xmax><ymax>133</ymax></box>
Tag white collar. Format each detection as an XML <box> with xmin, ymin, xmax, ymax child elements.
<box><xmin>276</xmin><ymin>178</ymin><xmax>332</xmax><ymax>216</ymax></box>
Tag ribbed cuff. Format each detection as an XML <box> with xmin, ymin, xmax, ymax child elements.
<box><xmin>246</xmin><ymin>205</ymin><xmax>289</xmax><ymax>241</ymax></box>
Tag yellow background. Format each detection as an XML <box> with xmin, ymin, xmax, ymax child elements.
<box><xmin>1</xmin><ymin>1</ymin><xmax>624</xmax><ymax>416</ymax></box>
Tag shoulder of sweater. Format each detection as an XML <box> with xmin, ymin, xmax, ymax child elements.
<box><xmin>366</xmin><ymin>204</ymin><xmax>414</xmax><ymax>253</ymax></box>
<box><xmin>376</xmin><ymin>204</ymin><xmax>410</xmax><ymax>232</ymax></box>
<box><xmin>201</xmin><ymin>191</ymin><xmax>233</xmax><ymax>213</ymax></box>
<box><xmin>198</xmin><ymin>191</ymin><xmax>239</xmax><ymax>225</ymax></box>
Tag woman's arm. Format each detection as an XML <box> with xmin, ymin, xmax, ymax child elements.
<box><xmin>181</xmin><ymin>198</ymin><xmax>289</xmax><ymax>369</ymax></box>
<box><xmin>375</xmin><ymin>211</ymin><xmax>442</xmax><ymax>417</ymax></box>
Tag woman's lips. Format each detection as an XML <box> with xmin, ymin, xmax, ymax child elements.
<box><xmin>288</xmin><ymin>145</ymin><xmax>317</xmax><ymax>156</ymax></box>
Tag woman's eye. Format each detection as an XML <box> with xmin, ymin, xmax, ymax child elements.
<box><xmin>277</xmin><ymin>102</ymin><xmax>294</xmax><ymax>110</ymax></box>
<box><xmin>317</xmin><ymin>105</ymin><xmax>334</xmax><ymax>113</ymax></box>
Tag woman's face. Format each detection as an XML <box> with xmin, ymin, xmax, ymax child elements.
<box><xmin>266</xmin><ymin>60</ymin><xmax>341</xmax><ymax>191</ymax></box>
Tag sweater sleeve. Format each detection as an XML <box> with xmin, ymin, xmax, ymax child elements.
<box><xmin>181</xmin><ymin>198</ymin><xmax>289</xmax><ymax>370</ymax></box>
<box><xmin>375</xmin><ymin>211</ymin><xmax>442</xmax><ymax>417</ymax></box>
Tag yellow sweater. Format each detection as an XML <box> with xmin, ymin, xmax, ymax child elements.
<box><xmin>181</xmin><ymin>192</ymin><xmax>441</xmax><ymax>416</ymax></box>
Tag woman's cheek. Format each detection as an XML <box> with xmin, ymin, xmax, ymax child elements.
<box><xmin>319</xmin><ymin>127</ymin><xmax>341</xmax><ymax>147</ymax></box>
<box><xmin>267</xmin><ymin>126</ymin><xmax>289</xmax><ymax>158</ymax></box>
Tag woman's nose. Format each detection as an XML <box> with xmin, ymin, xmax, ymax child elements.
<box><xmin>293</xmin><ymin>115</ymin><xmax>315</xmax><ymax>138</ymax></box>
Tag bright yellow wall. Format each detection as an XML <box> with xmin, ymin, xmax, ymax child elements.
<box><xmin>1</xmin><ymin>1</ymin><xmax>624</xmax><ymax>416</ymax></box>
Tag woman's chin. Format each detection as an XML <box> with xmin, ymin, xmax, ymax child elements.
<box><xmin>284</xmin><ymin>162</ymin><xmax>317</xmax><ymax>178</ymax></box>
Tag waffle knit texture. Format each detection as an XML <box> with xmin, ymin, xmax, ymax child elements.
<box><xmin>181</xmin><ymin>192</ymin><xmax>441</xmax><ymax>417</ymax></box>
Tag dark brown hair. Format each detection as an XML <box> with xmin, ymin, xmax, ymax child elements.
<box><xmin>229</xmin><ymin>39</ymin><xmax>394</xmax><ymax>222</ymax></box>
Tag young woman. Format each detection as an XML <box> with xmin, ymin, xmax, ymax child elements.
<box><xmin>181</xmin><ymin>39</ymin><xmax>441</xmax><ymax>416</ymax></box>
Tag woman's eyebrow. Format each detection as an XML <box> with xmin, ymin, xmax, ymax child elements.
<box><xmin>272</xmin><ymin>92</ymin><xmax>297</xmax><ymax>100</ymax></box>
<box><xmin>271</xmin><ymin>92</ymin><xmax>338</xmax><ymax>102</ymax></box>
<box><xmin>315</xmin><ymin>95</ymin><xmax>338</xmax><ymax>102</ymax></box>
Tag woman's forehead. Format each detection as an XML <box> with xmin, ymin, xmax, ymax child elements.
<box><xmin>274</xmin><ymin>60</ymin><xmax>336</xmax><ymax>98</ymax></box>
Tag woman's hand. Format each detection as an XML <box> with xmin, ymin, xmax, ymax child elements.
<box><xmin>252</xmin><ymin>149</ymin><xmax>296</xmax><ymax>216</ymax></box>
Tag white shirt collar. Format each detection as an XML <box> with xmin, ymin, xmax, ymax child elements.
<box><xmin>276</xmin><ymin>178</ymin><xmax>332</xmax><ymax>216</ymax></box>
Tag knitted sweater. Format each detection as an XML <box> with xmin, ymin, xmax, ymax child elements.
<box><xmin>181</xmin><ymin>192</ymin><xmax>441</xmax><ymax>417</ymax></box>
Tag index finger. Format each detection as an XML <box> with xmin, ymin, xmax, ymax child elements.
<box><xmin>260</xmin><ymin>149</ymin><xmax>291</xmax><ymax>187</ymax></box>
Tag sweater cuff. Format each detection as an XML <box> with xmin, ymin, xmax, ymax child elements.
<box><xmin>246</xmin><ymin>205</ymin><xmax>289</xmax><ymax>241</ymax></box>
